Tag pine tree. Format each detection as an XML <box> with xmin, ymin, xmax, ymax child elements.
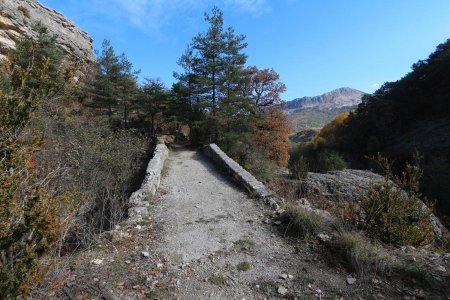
<box><xmin>175</xmin><ymin>6</ymin><xmax>251</xmax><ymax>144</ymax></box>
<box><xmin>89</xmin><ymin>40</ymin><xmax>139</xmax><ymax>127</ymax></box>
<box><xmin>139</xmin><ymin>78</ymin><xmax>168</xmax><ymax>137</ymax></box>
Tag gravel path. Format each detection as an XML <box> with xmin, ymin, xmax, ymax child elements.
<box><xmin>151</xmin><ymin>148</ymin><xmax>344</xmax><ymax>299</ymax></box>
<box><xmin>55</xmin><ymin>147</ymin><xmax>437</xmax><ymax>299</ymax></box>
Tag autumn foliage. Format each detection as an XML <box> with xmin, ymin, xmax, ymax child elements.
<box><xmin>255</xmin><ymin>106</ymin><xmax>293</xmax><ymax>167</ymax></box>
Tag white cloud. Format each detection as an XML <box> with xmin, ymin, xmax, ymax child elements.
<box><xmin>107</xmin><ymin>0</ymin><xmax>271</xmax><ymax>34</ymax></box>
<box><xmin>371</xmin><ymin>83</ymin><xmax>381</xmax><ymax>88</ymax></box>
<box><xmin>110</xmin><ymin>0</ymin><xmax>202</xmax><ymax>31</ymax></box>
<box><xmin>223</xmin><ymin>0</ymin><xmax>270</xmax><ymax>15</ymax></box>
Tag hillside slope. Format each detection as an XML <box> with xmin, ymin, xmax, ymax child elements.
<box><xmin>305</xmin><ymin>39</ymin><xmax>450</xmax><ymax>221</ymax></box>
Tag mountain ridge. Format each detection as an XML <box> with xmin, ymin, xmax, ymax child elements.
<box><xmin>286</xmin><ymin>87</ymin><xmax>366</xmax><ymax>111</ymax></box>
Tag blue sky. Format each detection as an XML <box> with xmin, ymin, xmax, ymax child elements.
<box><xmin>39</xmin><ymin>0</ymin><xmax>450</xmax><ymax>100</ymax></box>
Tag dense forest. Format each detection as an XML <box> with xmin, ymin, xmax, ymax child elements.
<box><xmin>290</xmin><ymin>38</ymin><xmax>450</xmax><ymax>223</ymax></box>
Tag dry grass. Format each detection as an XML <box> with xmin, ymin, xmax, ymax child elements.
<box><xmin>334</xmin><ymin>232</ymin><xmax>396</xmax><ymax>276</ymax></box>
<box><xmin>280</xmin><ymin>204</ymin><xmax>323</xmax><ymax>238</ymax></box>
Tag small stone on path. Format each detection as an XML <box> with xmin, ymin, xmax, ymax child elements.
<box><xmin>277</xmin><ymin>286</ymin><xmax>288</xmax><ymax>295</ymax></box>
<box><xmin>90</xmin><ymin>259</ymin><xmax>103</xmax><ymax>265</ymax></box>
<box><xmin>347</xmin><ymin>277</ymin><xmax>357</xmax><ymax>285</ymax></box>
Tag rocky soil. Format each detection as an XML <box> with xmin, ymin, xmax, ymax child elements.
<box><xmin>46</xmin><ymin>148</ymin><xmax>450</xmax><ymax>299</ymax></box>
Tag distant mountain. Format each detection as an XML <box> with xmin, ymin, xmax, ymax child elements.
<box><xmin>285</xmin><ymin>87</ymin><xmax>366</xmax><ymax>112</ymax></box>
<box><xmin>285</xmin><ymin>87</ymin><xmax>366</xmax><ymax>133</ymax></box>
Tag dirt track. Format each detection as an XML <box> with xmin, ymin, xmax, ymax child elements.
<box><xmin>55</xmin><ymin>147</ymin><xmax>444</xmax><ymax>299</ymax></box>
<box><xmin>151</xmin><ymin>148</ymin><xmax>345</xmax><ymax>299</ymax></box>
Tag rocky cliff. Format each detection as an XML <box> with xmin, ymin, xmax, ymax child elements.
<box><xmin>286</xmin><ymin>87</ymin><xmax>365</xmax><ymax>111</ymax></box>
<box><xmin>0</xmin><ymin>0</ymin><xmax>94</xmax><ymax>62</ymax></box>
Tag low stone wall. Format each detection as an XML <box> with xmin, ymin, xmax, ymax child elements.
<box><xmin>127</xmin><ymin>144</ymin><xmax>169</xmax><ymax>223</ymax></box>
<box><xmin>203</xmin><ymin>144</ymin><xmax>279</xmax><ymax>209</ymax></box>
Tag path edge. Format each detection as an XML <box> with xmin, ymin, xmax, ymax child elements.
<box><xmin>127</xmin><ymin>143</ymin><xmax>169</xmax><ymax>224</ymax></box>
<box><xmin>203</xmin><ymin>143</ymin><xmax>279</xmax><ymax>210</ymax></box>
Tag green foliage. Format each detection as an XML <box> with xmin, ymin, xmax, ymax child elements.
<box><xmin>0</xmin><ymin>26</ymin><xmax>76</xmax><ymax>298</ymax></box>
<box><xmin>173</xmin><ymin>7</ymin><xmax>293</xmax><ymax>179</ymax></box>
<box><xmin>88</xmin><ymin>40</ymin><xmax>139</xmax><ymax>128</ymax></box>
<box><xmin>289</xmin><ymin>155</ymin><xmax>309</xmax><ymax>180</ymax></box>
<box><xmin>173</xmin><ymin>6</ymin><xmax>255</xmax><ymax>146</ymax></box>
<box><xmin>289</xmin><ymin>147</ymin><xmax>347</xmax><ymax>175</ymax></box>
<box><xmin>138</xmin><ymin>78</ymin><xmax>169</xmax><ymax>137</ymax></box>
<box><xmin>358</xmin><ymin>156</ymin><xmax>434</xmax><ymax>247</ymax></box>
<box><xmin>321</xmin><ymin>152</ymin><xmax>347</xmax><ymax>172</ymax></box>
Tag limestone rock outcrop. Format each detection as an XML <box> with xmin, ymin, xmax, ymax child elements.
<box><xmin>303</xmin><ymin>169</ymin><xmax>385</xmax><ymax>202</ymax></box>
<box><xmin>0</xmin><ymin>0</ymin><xmax>94</xmax><ymax>62</ymax></box>
<box><xmin>302</xmin><ymin>169</ymin><xmax>447</xmax><ymax>242</ymax></box>
<box><xmin>286</xmin><ymin>87</ymin><xmax>365</xmax><ymax>111</ymax></box>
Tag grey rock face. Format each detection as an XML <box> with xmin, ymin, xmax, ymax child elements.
<box><xmin>286</xmin><ymin>87</ymin><xmax>365</xmax><ymax>111</ymax></box>
<box><xmin>303</xmin><ymin>169</ymin><xmax>384</xmax><ymax>202</ymax></box>
<box><xmin>0</xmin><ymin>0</ymin><xmax>94</xmax><ymax>62</ymax></box>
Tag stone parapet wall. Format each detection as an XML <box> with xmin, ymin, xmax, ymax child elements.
<box><xmin>127</xmin><ymin>144</ymin><xmax>169</xmax><ymax>223</ymax></box>
<box><xmin>203</xmin><ymin>143</ymin><xmax>279</xmax><ymax>209</ymax></box>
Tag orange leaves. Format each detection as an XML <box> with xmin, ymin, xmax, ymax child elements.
<box><xmin>244</xmin><ymin>66</ymin><xmax>287</xmax><ymax>108</ymax></box>
<box><xmin>254</xmin><ymin>106</ymin><xmax>294</xmax><ymax>167</ymax></box>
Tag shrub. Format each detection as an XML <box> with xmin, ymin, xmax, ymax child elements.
<box><xmin>289</xmin><ymin>155</ymin><xmax>309</xmax><ymax>180</ymax></box>
<box><xmin>280</xmin><ymin>204</ymin><xmax>323</xmax><ymax>238</ymax></box>
<box><xmin>289</xmin><ymin>142</ymin><xmax>347</xmax><ymax>175</ymax></box>
<box><xmin>319</xmin><ymin>152</ymin><xmax>347</xmax><ymax>172</ymax></box>
<box><xmin>33</xmin><ymin>116</ymin><xmax>150</xmax><ymax>248</ymax></box>
<box><xmin>0</xmin><ymin>136</ymin><xmax>75</xmax><ymax>298</ymax></box>
<box><xmin>358</xmin><ymin>155</ymin><xmax>434</xmax><ymax>246</ymax></box>
<box><xmin>243</xmin><ymin>149</ymin><xmax>277</xmax><ymax>182</ymax></box>
<box><xmin>0</xmin><ymin>26</ymin><xmax>77</xmax><ymax>298</ymax></box>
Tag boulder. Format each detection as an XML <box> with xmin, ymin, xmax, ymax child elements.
<box><xmin>303</xmin><ymin>169</ymin><xmax>384</xmax><ymax>202</ymax></box>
